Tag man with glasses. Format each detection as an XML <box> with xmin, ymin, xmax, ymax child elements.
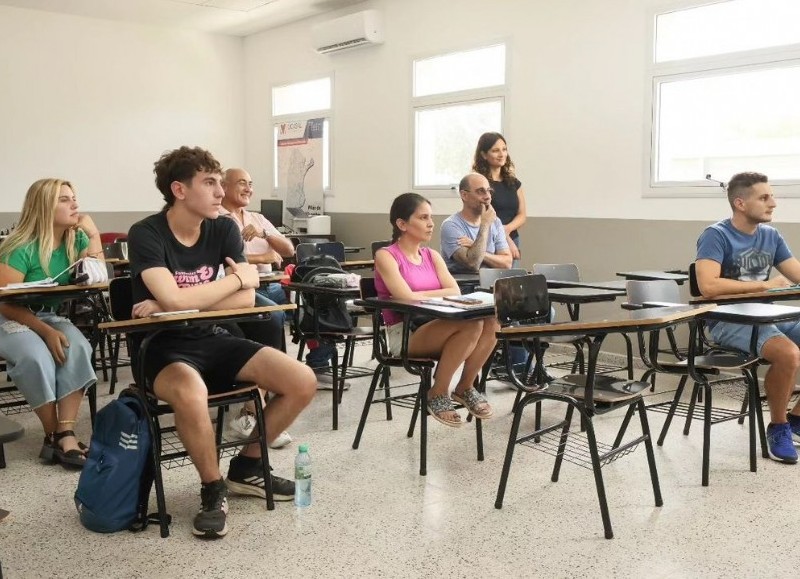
<box><xmin>220</xmin><ymin>168</ymin><xmax>295</xmax><ymax>449</ymax></box>
<box><xmin>441</xmin><ymin>172</ymin><xmax>512</xmax><ymax>274</ymax></box>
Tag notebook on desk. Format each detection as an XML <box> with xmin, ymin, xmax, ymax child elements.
<box><xmin>421</xmin><ymin>291</ymin><xmax>494</xmax><ymax>309</ymax></box>
<box><xmin>1</xmin><ymin>280</ymin><xmax>59</xmax><ymax>290</ymax></box>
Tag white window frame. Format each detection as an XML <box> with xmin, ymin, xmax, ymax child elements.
<box><xmin>271</xmin><ymin>75</ymin><xmax>333</xmax><ymax>195</ymax></box>
<box><xmin>644</xmin><ymin>0</ymin><xmax>800</xmax><ymax>198</ymax></box>
<box><xmin>411</xmin><ymin>43</ymin><xmax>508</xmax><ymax>196</ymax></box>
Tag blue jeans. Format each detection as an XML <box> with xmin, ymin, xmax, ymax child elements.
<box><xmin>710</xmin><ymin>319</ymin><xmax>800</xmax><ymax>355</ymax></box>
<box><xmin>232</xmin><ymin>291</ymin><xmax>285</xmax><ymax>351</ymax></box>
<box><xmin>0</xmin><ymin>311</ymin><xmax>96</xmax><ymax>408</ymax></box>
<box><xmin>306</xmin><ymin>340</ymin><xmax>336</xmax><ymax>369</ymax></box>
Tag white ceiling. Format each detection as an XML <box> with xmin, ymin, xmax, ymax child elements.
<box><xmin>0</xmin><ymin>0</ymin><xmax>366</xmax><ymax>36</ymax></box>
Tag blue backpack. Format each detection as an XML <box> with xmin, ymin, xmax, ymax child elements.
<box><xmin>74</xmin><ymin>390</ymin><xmax>154</xmax><ymax>533</ymax></box>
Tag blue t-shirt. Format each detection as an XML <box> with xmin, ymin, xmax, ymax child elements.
<box><xmin>696</xmin><ymin>219</ymin><xmax>792</xmax><ymax>281</ymax></box>
<box><xmin>440</xmin><ymin>212</ymin><xmax>508</xmax><ymax>273</ymax></box>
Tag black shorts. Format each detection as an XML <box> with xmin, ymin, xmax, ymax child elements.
<box><xmin>134</xmin><ymin>327</ymin><xmax>264</xmax><ymax>395</ymax></box>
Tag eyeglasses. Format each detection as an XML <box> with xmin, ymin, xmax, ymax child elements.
<box><xmin>236</xmin><ymin>180</ymin><xmax>254</xmax><ymax>188</ymax></box>
<box><xmin>461</xmin><ymin>187</ymin><xmax>494</xmax><ymax>195</ymax></box>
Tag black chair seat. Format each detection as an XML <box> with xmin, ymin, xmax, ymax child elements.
<box><xmin>551</xmin><ymin>374</ymin><xmax>649</xmax><ymax>405</ymax></box>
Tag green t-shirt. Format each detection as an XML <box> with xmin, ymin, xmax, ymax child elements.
<box><xmin>3</xmin><ymin>231</ymin><xmax>89</xmax><ymax>308</ymax></box>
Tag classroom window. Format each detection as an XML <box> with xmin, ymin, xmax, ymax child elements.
<box><xmin>655</xmin><ymin>0</ymin><xmax>800</xmax><ymax>63</ymax></box>
<box><xmin>648</xmin><ymin>0</ymin><xmax>800</xmax><ymax>195</ymax></box>
<box><xmin>412</xmin><ymin>44</ymin><xmax>506</xmax><ymax>190</ymax></box>
<box><xmin>413</xmin><ymin>44</ymin><xmax>505</xmax><ymax>97</ymax></box>
<box><xmin>414</xmin><ymin>99</ymin><xmax>503</xmax><ymax>188</ymax></box>
<box><xmin>272</xmin><ymin>77</ymin><xmax>331</xmax><ymax>117</ymax></box>
<box><xmin>272</xmin><ymin>77</ymin><xmax>331</xmax><ymax>191</ymax></box>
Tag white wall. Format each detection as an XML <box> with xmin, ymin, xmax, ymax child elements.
<box><xmin>0</xmin><ymin>5</ymin><xmax>244</xmax><ymax>213</ymax></box>
<box><xmin>243</xmin><ymin>0</ymin><xmax>800</xmax><ymax>223</ymax></box>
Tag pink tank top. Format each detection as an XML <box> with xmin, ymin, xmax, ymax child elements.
<box><xmin>374</xmin><ymin>243</ymin><xmax>442</xmax><ymax>326</ymax></box>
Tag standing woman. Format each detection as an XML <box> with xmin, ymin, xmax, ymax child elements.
<box><xmin>473</xmin><ymin>132</ymin><xmax>526</xmax><ymax>265</ymax></box>
<box><xmin>374</xmin><ymin>193</ymin><xmax>497</xmax><ymax>427</ymax></box>
<box><xmin>0</xmin><ymin>179</ymin><xmax>102</xmax><ymax>468</ymax></box>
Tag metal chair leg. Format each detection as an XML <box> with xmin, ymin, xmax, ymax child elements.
<box><xmin>702</xmin><ymin>384</ymin><xmax>712</xmax><ymax>487</ymax></box>
<box><xmin>683</xmin><ymin>383</ymin><xmax>700</xmax><ymax>436</ymax></box>
<box><xmin>637</xmin><ymin>399</ymin><xmax>663</xmax><ymax>507</ymax></box>
<box><xmin>584</xmin><ymin>416</ymin><xmax>614</xmax><ymax>539</ymax></box>
<box><xmin>657</xmin><ymin>375</ymin><xmax>688</xmax><ymax>445</ymax></box>
<box><xmin>352</xmin><ymin>366</ymin><xmax>382</xmax><ymax>449</ymax></box>
<box><xmin>612</xmin><ymin>404</ymin><xmax>636</xmax><ymax>449</ymax></box>
<box><xmin>495</xmin><ymin>393</ymin><xmax>537</xmax><ymax>508</ymax></box>
<box><xmin>551</xmin><ymin>405</ymin><xmax>575</xmax><ymax>483</ymax></box>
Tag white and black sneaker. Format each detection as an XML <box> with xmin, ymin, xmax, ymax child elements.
<box><xmin>226</xmin><ymin>454</ymin><xmax>295</xmax><ymax>501</ymax></box>
<box><xmin>192</xmin><ymin>479</ymin><xmax>229</xmax><ymax>539</ymax></box>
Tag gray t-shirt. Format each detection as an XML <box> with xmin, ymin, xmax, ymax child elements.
<box><xmin>440</xmin><ymin>212</ymin><xmax>508</xmax><ymax>273</ymax></box>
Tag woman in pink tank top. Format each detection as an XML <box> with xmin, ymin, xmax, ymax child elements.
<box><xmin>374</xmin><ymin>193</ymin><xmax>497</xmax><ymax>427</ymax></box>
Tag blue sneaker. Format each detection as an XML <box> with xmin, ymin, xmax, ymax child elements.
<box><xmin>787</xmin><ymin>414</ymin><xmax>800</xmax><ymax>446</ymax></box>
<box><xmin>766</xmin><ymin>423</ymin><xmax>798</xmax><ymax>464</ymax></box>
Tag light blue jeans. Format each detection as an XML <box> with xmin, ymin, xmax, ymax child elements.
<box><xmin>0</xmin><ymin>311</ymin><xmax>96</xmax><ymax>408</ymax></box>
<box><xmin>710</xmin><ymin>319</ymin><xmax>800</xmax><ymax>356</ymax></box>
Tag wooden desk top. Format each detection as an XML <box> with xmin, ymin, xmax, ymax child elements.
<box><xmin>259</xmin><ymin>272</ymin><xmax>288</xmax><ymax>284</ymax></box>
<box><xmin>98</xmin><ymin>303</ymin><xmax>295</xmax><ymax>333</ymax></box>
<box><xmin>703</xmin><ymin>302</ymin><xmax>800</xmax><ymax>324</ymax></box>
<box><xmin>0</xmin><ymin>282</ymin><xmax>108</xmax><ymax>299</ymax></box>
<box><xmin>355</xmin><ymin>296</ymin><xmax>495</xmax><ymax>320</ymax></box>
<box><xmin>547</xmin><ymin>286</ymin><xmax>626</xmax><ymax>301</ymax></box>
<box><xmin>689</xmin><ymin>286</ymin><xmax>800</xmax><ymax>305</ymax></box>
<box><xmin>616</xmin><ymin>270</ymin><xmax>689</xmax><ymax>284</ymax></box>
<box><xmin>498</xmin><ymin>304</ymin><xmax>716</xmax><ymax>337</ymax></box>
<box><xmin>545</xmin><ymin>279</ymin><xmax>628</xmax><ymax>291</ymax></box>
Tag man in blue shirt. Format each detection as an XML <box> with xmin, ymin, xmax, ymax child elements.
<box><xmin>441</xmin><ymin>172</ymin><xmax>512</xmax><ymax>273</ymax></box>
<box><xmin>696</xmin><ymin>171</ymin><xmax>800</xmax><ymax>464</ymax></box>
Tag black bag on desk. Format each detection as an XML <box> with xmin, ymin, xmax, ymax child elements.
<box><xmin>295</xmin><ymin>260</ymin><xmax>354</xmax><ymax>334</ymax></box>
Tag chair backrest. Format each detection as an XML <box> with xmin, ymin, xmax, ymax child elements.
<box><xmin>625</xmin><ymin>280</ymin><xmax>681</xmax><ymax>306</ymax></box>
<box><xmin>102</xmin><ymin>241</ymin><xmax>128</xmax><ymax>260</ymax></box>
<box><xmin>371</xmin><ymin>240</ymin><xmax>392</xmax><ymax>258</ymax></box>
<box><xmin>359</xmin><ymin>276</ymin><xmax>377</xmax><ymax>299</ymax></box>
<box><xmin>532</xmin><ymin>263</ymin><xmax>580</xmax><ymax>282</ymax></box>
<box><xmin>108</xmin><ymin>276</ymin><xmax>133</xmax><ymax>321</ymax></box>
<box><xmin>100</xmin><ymin>232</ymin><xmax>127</xmax><ymax>244</ymax></box>
<box><xmin>688</xmin><ymin>262</ymin><xmax>701</xmax><ymax>297</ymax></box>
<box><xmin>494</xmin><ymin>274</ymin><xmax>550</xmax><ymax>326</ymax></box>
<box><xmin>478</xmin><ymin>268</ymin><xmax>528</xmax><ymax>290</ymax></box>
<box><xmin>295</xmin><ymin>241</ymin><xmax>346</xmax><ymax>263</ymax></box>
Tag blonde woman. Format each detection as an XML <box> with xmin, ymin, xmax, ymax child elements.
<box><xmin>0</xmin><ymin>179</ymin><xmax>102</xmax><ymax>468</ymax></box>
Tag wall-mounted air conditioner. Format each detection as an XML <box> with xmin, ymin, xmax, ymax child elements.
<box><xmin>312</xmin><ymin>9</ymin><xmax>384</xmax><ymax>54</ymax></box>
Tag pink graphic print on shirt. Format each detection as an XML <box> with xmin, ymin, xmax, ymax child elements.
<box><xmin>173</xmin><ymin>265</ymin><xmax>216</xmax><ymax>287</ymax></box>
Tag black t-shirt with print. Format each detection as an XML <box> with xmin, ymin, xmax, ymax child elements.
<box><xmin>127</xmin><ymin>210</ymin><xmax>245</xmax><ymax>339</ymax></box>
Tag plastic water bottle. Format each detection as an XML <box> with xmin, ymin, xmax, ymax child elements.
<box><xmin>294</xmin><ymin>443</ymin><xmax>312</xmax><ymax>507</ymax></box>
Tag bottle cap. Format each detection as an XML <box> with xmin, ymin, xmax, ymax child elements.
<box><xmin>299</xmin><ymin>443</ymin><xmax>309</xmax><ymax>453</ymax></box>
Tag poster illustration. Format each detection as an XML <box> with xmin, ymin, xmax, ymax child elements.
<box><xmin>276</xmin><ymin>117</ymin><xmax>324</xmax><ymax>217</ymax></box>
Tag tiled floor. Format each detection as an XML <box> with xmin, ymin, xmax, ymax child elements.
<box><xmin>1</xmin><ymin>344</ymin><xmax>798</xmax><ymax>578</ymax></box>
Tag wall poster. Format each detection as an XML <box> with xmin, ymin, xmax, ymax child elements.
<box><xmin>276</xmin><ymin>117</ymin><xmax>324</xmax><ymax>218</ymax></box>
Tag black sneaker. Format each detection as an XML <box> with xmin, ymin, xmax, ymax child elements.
<box><xmin>192</xmin><ymin>479</ymin><xmax>229</xmax><ymax>539</ymax></box>
<box><xmin>226</xmin><ymin>454</ymin><xmax>295</xmax><ymax>501</ymax></box>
